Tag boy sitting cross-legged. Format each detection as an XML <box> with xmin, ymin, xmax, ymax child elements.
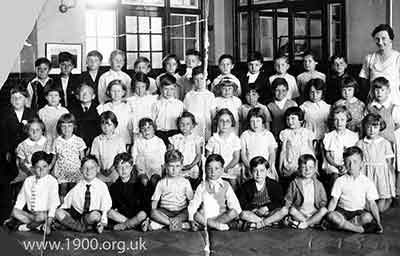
<box><xmin>108</xmin><ymin>153</ymin><xmax>148</xmax><ymax>231</ymax></box>
<box><xmin>149</xmin><ymin>150</ymin><xmax>194</xmax><ymax>231</ymax></box>
<box><xmin>324</xmin><ymin>146</ymin><xmax>383</xmax><ymax>233</ymax></box>
<box><xmin>238</xmin><ymin>156</ymin><xmax>284</xmax><ymax>231</ymax></box>
<box><xmin>188</xmin><ymin>154</ymin><xmax>242</xmax><ymax>231</ymax></box>
<box><xmin>55</xmin><ymin>155</ymin><xmax>112</xmax><ymax>233</ymax></box>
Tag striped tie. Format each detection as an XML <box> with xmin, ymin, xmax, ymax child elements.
<box><xmin>30</xmin><ymin>180</ymin><xmax>38</xmax><ymax>212</ymax></box>
<box><xmin>83</xmin><ymin>184</ymin><xmax>91</xmax><ymax>213</ymax></box>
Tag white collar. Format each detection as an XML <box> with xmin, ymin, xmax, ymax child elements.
<box><xmin>247</xmin><ymin>72</ymin><xmax>259</xmax><ymax>77</ymax></box>
<box><xmin>363</xmin><ymin>136</ymin><xmax>384</xmax><ymax>144</ymax></box>
<box><xmin>31</xmin><ymin>77</ymin><xmax>50</xmax><ymax>86</ymax></box>
<box><xmin>370</xmin><ymin>99</ymin><xmax>392</xmax><ymax>109</ymax></box>
<box><xmin>26</xmin><ymin>136</ymin><xmax>47</xmax><ymax>146</ymax></box>
<box><xmin>46</xmin><ymin>104</ymin><xmax>64</xmax><ymax>110</ymax></box>
<box><xmin>274</xmin><ymin>98</ymin><xmax>288</xmax><ymax>109</ymax></box>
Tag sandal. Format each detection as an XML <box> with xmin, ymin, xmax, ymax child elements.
<box><xmin>242</xmin><ymin>221</ymin><xmax>257</xmax><ymax>232</ymax></box>
<box><xmin>169</xmin><ymin>219</ymin><xmax>182</xmax><ymax>232</ymax></box>
<box><xmin>141</xmin><ymin>218</ymin><xmax>150</xmax><ymax>232</ymax></box>
<box><xmin>288</xmin><ymin>219</ymin><xmax>301</xmax><ymax>229</ymax></box>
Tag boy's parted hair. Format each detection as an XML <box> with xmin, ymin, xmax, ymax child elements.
<box><xmin>329</xmin><ymin>54</ymin><xmax>347</xmax><ymax>67</ymax></box>
<box><xmin>44</xmin><ymin>84</ymin><xmax>63</xmax><ymax>97</ymax></box>
<box><xmin>139</xmin><ymin>117</ymin><xmax>157</xmax><ymax>131</ymax></box>
<box><xmin>113</xmin><ymin>152</ymin><xmax>134</xmax><ymax>167</ymax></box>
<box><xmin>192</xmin><ymin>66</ymin><xmax>205</xmax><ymax>79</ymax></box>
<box><xmin>162</xmin><ymin>54</ymin><xmax>180</xmax><ymax>69</ymax></box>
<box><xmin>159</xmin><ymin>73</ymin><xmax>177</xmax><ymax>88</ymax></box>
<box><xmin>76</xmin><ymin>83</ymin><xmax>95</xmax><ymax>95</ymax></box>
<box><xmin>303</xmin><ymin>49</ymin><xmax>319</xmax><ymax>62</ymax></box>
<box><xmin>106</xmin><ymin>79</ymin><xmax>128</xmax><ymax>98</ymax></box>
<box><xmin>271</xmin><ymin>77</ymin><xmax>289</xmax><ymax>91</ymax></box>
<box><xmin>218</xmin><ymin>54</ymin><xmax>234</xmax><ymax>64</ymax></box>
<box><xmin>58</xmin><ymin>51</ymin><xmax>75</xmax><ymax>65</ymax></box>
<box><xmin>247</xmin><ymin>107</ymin><xmax>267</xmax><ymax>126</ymax></box>
<box><xmin>249</xmin><ymin>156</ymin><xmax>270</xmax><ymax>171</ymax></box>
<box><xmin>306</xmin><ymin>78</ymin><xmax>326</xmax><ymax>99</ymax></box>
<box><xmin>340</xmin><ymin>75</ymin><xmax>359</xmax><ymax>93</ymax></box>
<box><xmin>328</xmin><ymin>105</ymin><xmax>352</xmax><ymax>130</ymax></box>
<box><xmin>31</xmin><ymin>151</ymin><xmax>53</xmax><ymax>166</ymax></box>
<box><xmin>100</xmin><ymin>111</ymin><xmax>118</xmax><ymax>128</ymax></box>
<box><xmin>177</xmin><ymin>111</ymin><xmax>197</xmax><ymax>129</ymax></box>
<box><xmin>371</xmin><ymin>76</ymin><xmax>390</xmax><ymax>90</ymax></box>
<box><xmin>186</xmin><ymin>49</ymin><xmax>202</xmax><ymax>59</ymax></box>
<box><xmin>134</xmin><ymin>56</ymin><xmax>151</xmax><ymax>68</ymax></box>
<box><xmin>219</xmin><ymin>78</ymin><xmax>238</xmax><ymax>93</ymax></box>
<box><xmin>298</xmin><ymin>154</ymin><xmax>316</xmax><ymax>166</ymax></box>
<box><xmin>362</xmin><ymin>113</ymin><xmax>386</xmax><ymax>132</ymax></box>
<box><xmin>132</xmin><ymin>72</ymin><xmax>150</xmax><ymax>91</ymax></box>
<box><xmin>247</xmin><ymin>51</ymin><xmax>263</xmax><ymax>63</ymax></box>
<box><xmin>35</xmin><ymin>57</ymin><xmax>51</xmax><ymax>68</ymax></box>
<box><xmin>10</xmin><ymin>84</ymin><xmax>29</xmax><ymax>98</ymax></box>
<box><xmin>343</xmin><ymin>146</ymin><xmax>363</xmax><ymax>161</ymax></box>
<box><xmin>214</xmin><ymin>108</ymin><xmax>236</xmax><ymax>127</ymax></box>
<box><xmin>87</xmin><ymin>50</ymin><xmax>103</xmax><ymax>62</ymax></box>
<box><xmin>165</xmin><ymin>149</ymin><xmax>184</xmax><ymax>164</ymax></box>
<box><xmin>205</xmin><ymin>153</ymin><xmax>225</xmax><ymax>168</ymax></box>
<box><xmin>284</xmin><ymin>106</ymin><xmax>305</xmax><ymax>122</ymax></box>
<box><xmin>81</xmin><ymin>154</ymin><xmax>100</xmax><ymax>167</ymax></box>
<box><xmin>109</xmin><ymin>49</ymin><xmax>125</xmax><ymax>63</ymax></box>
<box><xmin>56</xmin><ymin>113</ymin><xmax>77</xmax><ymax>135</ymax></box>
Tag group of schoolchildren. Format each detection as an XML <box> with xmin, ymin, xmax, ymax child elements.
<box><xmin>2</xmin><ymin>43</ymin><xmax>397</xmax><ymax>236</ymax></box>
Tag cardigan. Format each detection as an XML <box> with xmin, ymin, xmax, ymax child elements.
<box><xmin>284</xmin><ymin>177</ymin><xmax>327</xmax><ymax>209</ymax></box>
<box><xmin>239</xmin><ymin>72</ymin><xmax>273</xmax><ymax>105</ymax></box>
<box><xmin>238</xmin><ymin>177</ymin><xmax>284</xmax><ymax>211</ymax></box>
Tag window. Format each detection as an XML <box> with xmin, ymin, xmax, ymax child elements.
<box><xmin>121</xmin><ymin>0</ymin><xmax>164</xmax><ymax>6</ymax></box>
<box><xmin>170</xmin><ymin>0</ymin><xmax>198</xmax><ymax>8</ymax></box>
<box><xmin>125</xmin><ymin>16</ymin><xmax>163</xmax><ymax>69</ymax></box>
<box><xmin>239</xmin><ymin>12</ymin><xmax>248</xmax><ymax>61</ymax></box>
<box><xmin>170</xmin><ymin>14</ymin><xmax>200</xmax><ymax>62</ymax></box>
<box><xmin>85</xmin><ymin>9</ymin><xmax>117</xmax><ymax>65</ymax></box>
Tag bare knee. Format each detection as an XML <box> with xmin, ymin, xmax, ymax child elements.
<box><xmin>55</xmin><ymin>209</ymin><xmax>67</xmax><ymax>220</ymax></box>
<box><xmin>239</xmin><ymin>211</ymin><xmax>250</xmax><ymax>220</ymax></box>
<box><xmin>280</xmin><ymin>206</ymin><xmax>289</xmax><ymax>216</ymax></box>
<box><xmin>137</xmin><ymin>211</ymin><xmax>147</xmax><ymax>220</ymax></box>
<box><xmin>360</xmin><ymin>212</ymin><xmax>373</xmax><ymax>224</ymax></box>
<box><xmin>288</xmin><ymin>206</ymin><xmax>298</xmax><ymax>216</ymax></box>
<box><xmin>227</xmin><ymin>209</ymin><xmax>239</xmax><ymax>219</ymax></box>
<box><xmin>86</xmin><ymin>211</ymin><xmax>101</xmax><ymax>223</ymax></box>
<box><xmin>326</xmin><ymin>211</ymin><xmax>344</xmax><ymax>226</ymax></box>
<box><xmin>318</xmin><ymin>207</ymin><xmax>328</xmax><ymax>215</ymax></box>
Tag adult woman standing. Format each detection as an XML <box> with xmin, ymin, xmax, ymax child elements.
<box><xmin>359</xmin><ymin>24</ymin><xmax>400</xmax><ymax>104</ymax></box>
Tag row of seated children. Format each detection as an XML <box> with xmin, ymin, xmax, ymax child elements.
<box><xmin>4</xmin><ymin>72</ymin><xmax>399</xmax><ymax>216</ymax></box>
<box><xmin>5</xmin><ymin>147</ymin><xmax>383</xmax><ymax>235</ymax></box>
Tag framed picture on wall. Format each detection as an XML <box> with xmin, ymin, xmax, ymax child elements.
<box><xmin>45</xmin><ymin>43</ymin><xmax>82</xmax><ymax>74</ymax></box>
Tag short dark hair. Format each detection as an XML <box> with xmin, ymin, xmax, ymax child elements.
<box><xmin>247</xmin><ymin>107</ymin><xmax>266</xmax><ymax>126</ymax></box>
<box><xmin>31</xmin><ymin>151</ymin><xmax>53</xmax><ymax>166</ymax></box>
<box><xmin>284</xmin><ymin>106</ymin><xmax>304</xmax><ymax>122</ymax></box>
<box><xmin>134</xmin><ymin>56</ymin><xmax>151</xmax><ymax>68</ymax></box>
<box><xmin>58</xmin><ymin>51</ymin><xmax>75</xmax><ymax>65</ymax></box>
<box><xmin>271</xmin><ymin>77</ymin><xmax>289</xmax><ymax>91</ymax></box>
<box><xmin>303</xmin><ymin>50</ymin><xmax>318</xmax><ymax>62</ymax></box>
<box><xmin>343</xmin><ymin>146</ymin><xmax>363</xmax><ymax>161</ymax></box>
<box><xmin>306</xmin><ymin>78</ymin><xmax>326</xmax><ymax>99</ymax></box>
<box><xmin>177</xmin><ymin>111</ymin><xmax>197</xmax><ymax>130</ymax></box>
<box><xmin>106</xmin><ymin>79</ymin><xmax>127</xmax><ymax>98</ymax></box>
<box><xmin>44</xmin><ymin>85</ymin><xmax>63</xmax><ymax>97</ymax></box>
<box><xmin>329</xmin><ymin>54</ymin><xmax>347</xmax><ymax>67</ymax></box>
<box><xmin>159</xmin><ymin>73</ymin><xmax>177</xmax><ymax>88</ymax></box>
<box><xmin>162</xmin><ymin>54</ymin><xmax>180</xmax><ymax>69</ymax></box>
<box><xmin>138</xmin><ymin>117</ymin><xmax>156</xmax><ymax>131</ymax></box>
<box><xmin>192</xmin><ymin>66</ymin><xmax>205</xmax><ymax>79</ymax></box>
<box><xmin>298</xmin><ymin>154</ymin><xmax>316</xmax><ymax>166</ymax></box>
<box><xmin>10</xmin><ymin>84</ymin><xmax>29</xmax><ymax>98</ymax></box>
<box><xmin>81</xmin><ymin>154</ymin><xmax>99</xmax><ymax>167</ymax></box>
<box><xmin>56</xmin><ymin>113</ymin><xmax>77</xmax><ymax>135</ymax></box>
<box><xmin>249</xmin><ymin>156</ymin><xmax>270</xmax><ymax>171</ymax></box>
<box><xmin>100</xmin><ymin>111</ymin><xmax>118</xmax><ymax>128</ymax></box>
<box><xmin>247</xmin><ymin>51</ymin><xmax>263</xmax><ymax>63</ymax></box>
<box><xmin>372</xmin><ymin>24</ymin><xmax>394</xmax><ymax>40</ymax></box>
<box><xmin>35</xmin><ymin>57</ymin><xmax>51</xmax><ymax>68</ymax></box>
<box><xmin>185</xmin><ymin>49</ymin><xmax>202</xmax><ymax>60</ymax></box>
<box><xmin>214</xmin><ymin>108</ymin><xmax>236</xmax><ymax>128</ymax></box>
<box><xmin>87</xmin><ymin>50</ymin><xmax>103</xmax><ymax>62</ymax></box>
<box><xmin>165</xmin><ymin>149</ymin><xmax>184</xmax><ymax>164</ymax></box>
<box><xmin>205</xmin><ymin>154</ymin><xmax>225</xmax><ymax>168</ymax></box>
<box><xmin>362</xmin><ymin>113</ymin><xmax>386</xmax><ymax>132</ymax></box>
<box><xmin>218</xmin><ymin>54</ymin><xmax>234</xmax><ymax>64</ymax></box>
<box><xmin>340</xmin><ymin>75</ymin><xmax>359</xmax><ymax>93</ymax></box>
<box><xmin>328</xmin><ymin>105</ymin><xmax>352</xmax><ymax>130</ymax></box>
<box><xmin>371</xmin><ymin>76</ymin><xmax>390</xmax><ymax>90</ymax></box>
<box><xmin>132</xmin><ymin>72</ymin><xmax>150</xmax><ymax>91</ymax></box>
<box><xmin>113</xmin><ymin>152</ymin><xmax>133</xmax><ymax>167</ymax></box>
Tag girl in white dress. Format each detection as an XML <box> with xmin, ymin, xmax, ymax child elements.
<box><xmin>240</xmin><ymin>107</ymin><xmax>278</xmax><ymax>181</ymax></box>
<box><xmin>168</xmin><ymin>111</ymin><xmax>202</xmax><ymax>187</ymax></box>
<box><xmin>206</xmin><ymin>108</ymin><xmax>242</xmax><ymax>190</ymax></box>
<box><xmin>97</xmin><ymin>79</ymin><xmax>133</xmax><ymax>147</ymax></box>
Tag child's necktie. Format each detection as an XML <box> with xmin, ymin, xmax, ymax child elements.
<box><xmin>83</xmin><ymin>184</ymin><xmax>91</xmax><ymax>213</ymax></box>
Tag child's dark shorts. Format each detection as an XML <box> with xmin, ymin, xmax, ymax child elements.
<box><xmin>336</xmin><ymin>207</ymin><xmax>367</xmax><ymax>220</ymax></box>
<box><xmin>158</xmin><ymin>207</ymin><xmax>188</xmax><ymax>218</ymax></box>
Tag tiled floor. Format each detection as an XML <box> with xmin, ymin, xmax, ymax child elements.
<box><xmin>2</xmin><ymin>208</ymin><xmax>400</xmax><ymax>256</ymax></box>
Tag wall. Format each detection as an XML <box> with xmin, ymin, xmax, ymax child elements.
<box><xmin>346</xmin><ymin>0</ymin><xmax>386</xmax><ymax>64</ymax></box>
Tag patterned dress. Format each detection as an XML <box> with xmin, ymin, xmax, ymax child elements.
<box><xmin>52</xmin><ymin>135</ymin><xmax>86</xmax><ymax>183</ymax></box>
<box><xmin>334</xmin><ymin>98</ymin><xmax>365</xmax><ymax>134</ymax></box>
